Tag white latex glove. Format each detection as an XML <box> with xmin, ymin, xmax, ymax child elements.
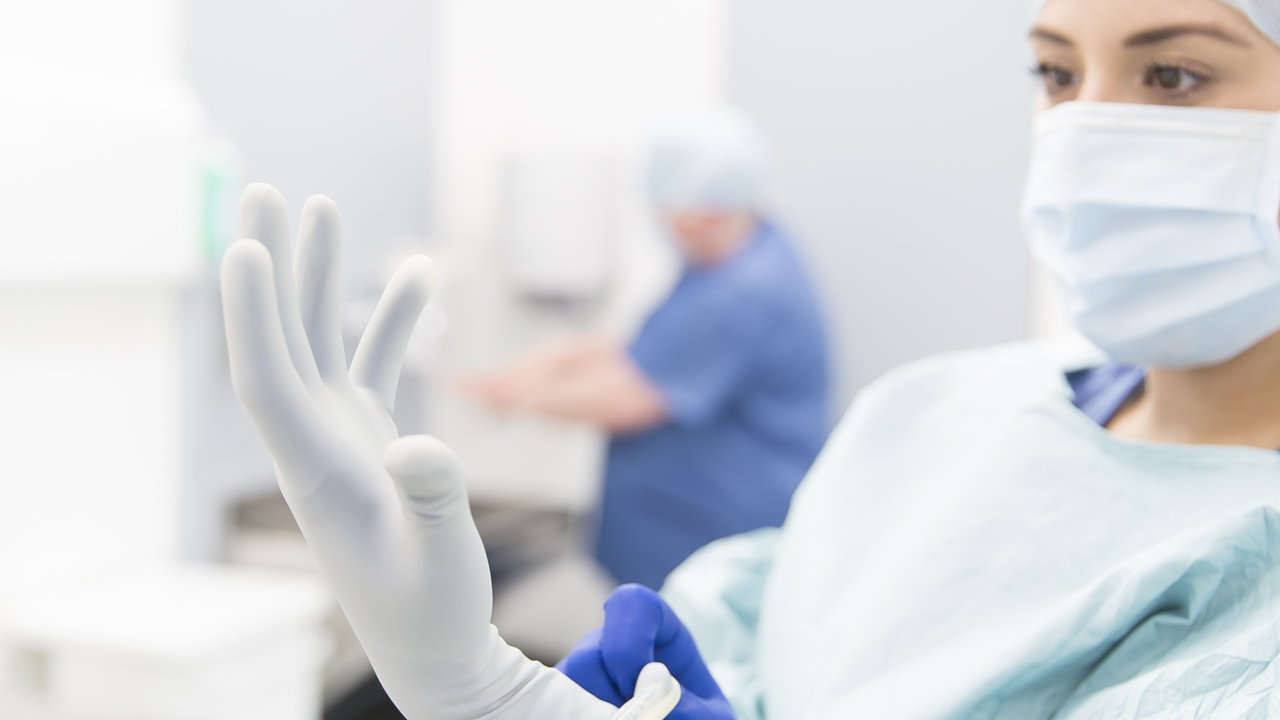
<box><xmin>220</xmin><ymin>184</ymin><xmax>679</xmax><ymax>720</ymax></box>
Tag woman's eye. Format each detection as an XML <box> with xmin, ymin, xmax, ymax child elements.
<box><xmin>1146</xmin><ymin>65</ymin><xmax>1203</xmax><ymax>92</ymax></box>
<box><xmin>1032</xmin><ymin>63</ymin><xmax>1075</xmax><ymax>92</ymax></box>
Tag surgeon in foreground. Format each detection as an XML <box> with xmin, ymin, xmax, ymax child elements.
<box><xmin>220</xmin><ymin>0</ymin><xmax>1280</xmax><ymax>717</ymax></box>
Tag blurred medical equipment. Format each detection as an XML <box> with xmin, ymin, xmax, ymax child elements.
<box><xmin>221</xmin><ymin>184</ymin><xmax>681</xmax><ymax>720</ymax></box>
<box><xmin>558</xmin><ymin>585</ymin><xmax>734</xmax><ymax>720</ymax></box>
<box><xmin>502</xmin><ymin>154</ymin><xmax>619</xmax><ymax>300</ymax></box>
<box><xmin>1023</xmin><ymin>101</ymin><xmax>1280</xmax><ymax>367</ymax></box>
<box><xmin>647</xmin><ymin>109</ymin><xmax>769</xmax><ymax>212</ymax></box>
<box><xmin>226</xmin><ymin>485</ymin><xmax>620</xmax><ymax>706</ymax></box>
<box><xmin>225</xmin><ymin>492</ymin><xmax>386</xmax><ymax>708</ymax></box>
<box><xmin>0</xmin><ymin>3</ymin><xmax>330</xmax><ymax>718</ymax></box>
<box><xmin>657</xmin><ymin>343</ymin><xmax>1280</xmax><ymax>719</ymax></box>
<box><xmin>3</xmin><ymin>567</ymin><xmax>330</xmax><ymax>720</ymax></box>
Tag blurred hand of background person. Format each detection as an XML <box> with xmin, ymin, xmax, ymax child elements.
<box><xmin>459</xmin><ymin>336</ymin><xmax>668</xmax><ymax>434</ymax></box>
<box><xmin>458</xmin><ymin>203</ymin><xmax>761</xmax><ymax>433</ymax></box>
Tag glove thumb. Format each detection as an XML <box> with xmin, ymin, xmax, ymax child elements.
<box><xmin>381</xmin><ymin>435</ymin><xmax>493</xmax><ymax>659</ymax></box>
<box><xmin>383</xmin><ymin>435</ymin><xmax>468</xmax><ymax>525</ymax></box>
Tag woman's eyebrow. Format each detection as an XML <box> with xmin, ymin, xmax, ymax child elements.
<box><xmin>1029</xmin><ymin>27</ymin><xmax>1073</xmax><ymax>45</ymax></box>
<box><xmin>1124</xmin><ymin>24</ymin><xmax>1252</xmax><ymax>47</ymax></box>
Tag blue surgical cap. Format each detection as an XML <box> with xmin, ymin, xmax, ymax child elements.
<box><xmin>646</xmin><ymin>108</ymin><xmax>770</xmax><ymax>213</ymax></box>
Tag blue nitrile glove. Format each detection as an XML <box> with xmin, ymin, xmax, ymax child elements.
<box><xmin>558</xmin><ymin>584</ymin><xmax>736</xmax><ymax>720</ymax></box>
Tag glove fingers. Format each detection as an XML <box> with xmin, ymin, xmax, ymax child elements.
<box><xmin>667</xmin><ymin>686</ymin><xmax>736</xmax><ymax>720</ymax></box>
<box><xmin>382</xmin><ymin>435</ymin><xmax>494</xmax><ymax>654</ymax></box>
<box><xmin>557</xmin><ymin>627</ymin><xmax>628</xmax><ymax>706</ymax></box>
<box><xmin>599</xmin><ymin>585</ymin><xmax>724</xmax><ymax>702</ymax></box>
<box><xmin>350</xmin><ymin>256</ymin><xmax>436</xmax><ymax>412</ymax></box>
<box><xmin>600</xmin><ymin>585</ymin><xmax>663</xmax><ymax>698</ymax></box>
<box><xmin>649</xmin><ymin>613</ymin><xmax>722</xmax><ymax>701</ymax></box>
<box><xmin>613</xmin><ymin>661</ymin><xmax>734</xmax><ymax>720</ymax></box>
<box><xmin>615</xmin><ymin>663</ymin><xmax>680</xmax><ymax>720</ymax></box>
<box><xmin>238</xmin><ymin>183</ymin><xmax>323</xmax><ymax>393</ymax></box>
<box><xmin>293</xmin><ymin>195</ymin><xmax>351</xmax><ymax>384</ymax></box>
<box><xmin>221</xmin><ymin>240</ymin><xmax>328</xmax><ymax>479</ymax></box>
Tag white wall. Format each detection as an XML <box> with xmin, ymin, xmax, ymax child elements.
<box><xmin>432</xmin><ymin>0</ymin><xmax>729</xmax><ymax>246</ymax></box>
<box><xmin>0</xmin><ymin>0</ymin><xmax>202</xmax><ymax>603</ymax></box>
<box><xmin>727</xmin><ymin>0</ymin><xmax>1037</xmax><ymax>411</ymax></box>
<box><xmin>185</xmin><ymin>0</ymin><xmax>437</xmax><ymax>299</ymax></box>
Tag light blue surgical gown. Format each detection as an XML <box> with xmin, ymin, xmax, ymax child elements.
<box><xmin>596</xmin><ymin>219</ymin><xmax>828</xmax><ymax>590</ymax></box>
<box><xmin>662</xmin><ymin>341</ymin><xmax>1280</xmax><ymax>720</ymax></box>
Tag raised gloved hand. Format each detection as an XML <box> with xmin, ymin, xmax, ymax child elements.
<box><xmin>559</xmin><ymin>585</ymin><xmax>736</xmax><ymax>720</ymax></box>
<box><xmin>220</xmin><ymin>184</ymin><xmax>679</xmax><ymax>720</ymax></box>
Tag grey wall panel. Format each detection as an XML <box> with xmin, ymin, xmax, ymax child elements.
<box><xmin>727</xmin><ymin>0</ymin><xmax>1036</xmax><ymax>413</ymax></box>
<box><xmin>185</xmin><ymin>0</ymin><xmax>436</xmax><ymax>297</ymax></box>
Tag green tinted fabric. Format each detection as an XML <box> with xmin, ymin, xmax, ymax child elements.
<box><xmin>666</xmin><ymin>342</ymin><xmax>1280</xmax><ymax>718</ymax></box>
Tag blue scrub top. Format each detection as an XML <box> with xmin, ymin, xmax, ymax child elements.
<box><xmin>1066</xmin><ymin>362</ymin><xmax>1147</xmax><ymax>426</ymax></box>
<box><xmin>595</xmin><ymin>219</ymin><xmax>829</xmax><ymax>589</ymax></box>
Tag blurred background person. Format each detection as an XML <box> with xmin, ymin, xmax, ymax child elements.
<box><xmin>462</xmin><ymin>109</ymin><xmax>830</xmax><ymax>590</ymax></box>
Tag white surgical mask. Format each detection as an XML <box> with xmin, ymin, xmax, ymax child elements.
<box><xmin>1022</xmin><ymin>101</ymin><xmax>1280</xmax><ymax>367</ymax></box>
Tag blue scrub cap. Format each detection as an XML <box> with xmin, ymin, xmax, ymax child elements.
<box><xmin>1031</xmin><ymin>0</ymin><xmax>1280</xmax><ymax>45</ymax></box>
<box><xmin>646</xmin><ymin>108</ymin><xmax>769</xmax><ymax>213</ymax></box>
